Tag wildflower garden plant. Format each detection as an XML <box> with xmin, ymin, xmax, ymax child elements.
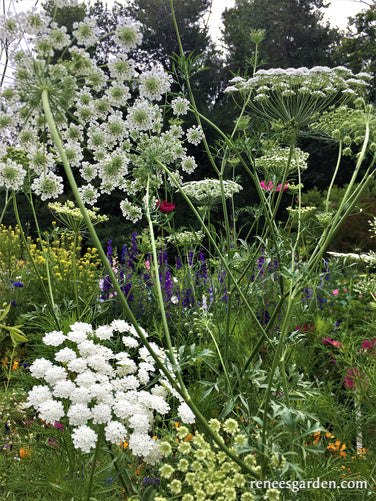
<box><xmin>1</xmin><ymin>0</ymin><xmax>376</xmax><ymax>499</ymax></box>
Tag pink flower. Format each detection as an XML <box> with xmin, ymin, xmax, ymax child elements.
<box><xmin>322</xmin><ymin>337</ymin><xmax>342</xmax><ymax>349</ymax></box>
<box><xmin>145</xmin><ymin>260</ymin><xmax>150</xmax><ymax>271</ymax></box>
<box><xmin>361</xmin><ymin>339</ymin><xmax>376</xmax><ymax>355</ymax></box>
<box><xmin>332</xmin><ymin>289</ymin><xmax>339</xmax><ymax>296</ymax></box>
<box><xmin>344</xmin><ymin>367</ymin><xmax>365</xmax><ymax>389</ymax></box>
<box><xmin>260</xmin><ymin>181</ymin><xmax>289</xmax><ymax>192</ymax></box>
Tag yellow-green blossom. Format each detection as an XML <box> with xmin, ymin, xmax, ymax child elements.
<box><xmin>160</xmin><ymin>464</ymin><xmax>174</xmax><ymax>479</ymax></box>
<box><xmin>223</xmin><ymin>418</ymin><xmax>239</xmax><ymax>435</ymax></box>
<box><xmin>169</xmin><ymin>479</ymin><xmax>182</xmax><ymax>495</ymax></box>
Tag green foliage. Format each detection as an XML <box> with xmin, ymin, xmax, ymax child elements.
<box><xmin>222</xmin><ymin>0</ymin><xmax>339</xmax><ymax>73</ymax></box>
<box><xmin>332</xmin><ymin>4</ymin><xmax>376</xmax><ymax>101</ymax></box>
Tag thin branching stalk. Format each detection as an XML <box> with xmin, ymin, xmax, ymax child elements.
<box><xmin>0</xmin><ymin>189</ymin><xmax>11</xmax><ymax>224</ymax></box>
<box><xmin>326</xmin><ymin>140</ymin><xmax>343</xmax><ymax>211</ymax></box>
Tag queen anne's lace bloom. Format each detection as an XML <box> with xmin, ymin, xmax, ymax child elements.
<box><xmin>180</xmin><ymin>179</ymin><xmax>242</xmax><ymax>206</ymax></box>
<box><xmin>139</xmin><ymin>67</ymin><xmax>172</xmax><ymax>101</ymax></box>
<box><xmin>0</xmin><ymin>9</ymin><xmax>200</xmax><ymax>223</ymax></box>
<box><xmin>0</xmin><ymin>159</ymin><xmax>26</xmax><ymax>190</ymax></box>
<box><xmin>31</xmin><ymin>173</ymin><xmax>64</xmax><ymax>201</ymax></box>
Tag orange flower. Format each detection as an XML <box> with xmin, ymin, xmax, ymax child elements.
<box><xmin>312</xmin><ymin>432</ymin><xmax>321</xmax><ymax>445</ymax></box>
<box><xmin>118</xmin><ymin>441</ymin><xmax>128</xmax><ymax>450</ymax></box>
<box><xmin>184</xmin><ymin>433</ymin><xmax>193</xmax><ymax>442</ymax></box>
<box><xmin>327</xmin><ymin>440</ymin><xmax>347</xmax><ymax>458</ymax></box>
<box><xmin>19</xmin><ymin>447</ymin><xmax>31</xmax><ymax>459</ymax></box>
<box><xmin>12</xmin><ymin>361</ymin><xmax>19</xmax><ymax>370</ymax></box>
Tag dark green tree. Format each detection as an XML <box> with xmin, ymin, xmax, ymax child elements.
<box><xmin>332</xmin><ymin>3</ymin><xmax>376</xmax><ymax>100</ymax></box>
<box><xmin>222</xmin><ymin>0</ymin><xmax>339</xmax><ymax>73</ymax></box>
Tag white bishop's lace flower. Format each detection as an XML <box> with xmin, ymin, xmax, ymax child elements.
<box><xmin>139</xmin><ymin>66</ymin><xmax>172</xmax><ymax>101</ymax></box>
<box><xmin>92</xmin><ymin>403</ymin><xmax>112</xmax><ymax>424</ymax></box>
<box><xmin>180</xmin><ymin>178</ymin><xmax>242</xmax><ymax>207</ymax></box>
<box><xmin>0</xmin><ymin>159</ymin><xmax>26</xmax><ymax>190</ymax></box>
<box><xmin>37</xmin><ymin>399</ymin><xmax>65</xmax><ymax>424</ymax></box>
<box><xmin>114</xmin><ymin>17</ymin><xmax>143</xmax><ymax>51</ymax></box>
<box><xmin>29</xmin><ymin>358</ymin><xmax>53</xmax><ymax>379</ymax></box>
<box><xmin>27</xmin><ymin>385</ymin><xmax>52</xmax><ymax>407</ymax></box>
<box><xmin>73</xmin><ymin>16</ymin><xmax>100</xmax><ymax>47</ymax></box>
<box><xmin>171</xmin><ymin>97</ymin><xmax>190</xmax><ymax>116</ymax></box>
<box><xmin>31</xmin><ymin>172</ymin><xmax>64</xmax><ymax>201</ymax></box>
<box><xmin>186</xmin><ymin>125</ymin><xmax>204</xmax><ymax>146</ymax></box>
<box><xmin>177</xmin><ymin>402</ymin><xmax>195</xmax><ymax>424</ymax></box>
<box><xmin>67</xmin><ymin>403</ymin><xmax>92</xmax><ymax>426</ymax></box>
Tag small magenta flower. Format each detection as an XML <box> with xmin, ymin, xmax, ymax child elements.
<box><xmin>332</xmin><ymin>289</ymin><xmax>339</xmax><ymax>295</ymax></box>
<box><xmin>260</xmin><ymin>180</ymin><xmax>289</xmax><ymax>192</ymax></box>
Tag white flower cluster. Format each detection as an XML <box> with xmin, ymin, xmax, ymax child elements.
<box><xmin>225</xmin><ymin>66</ymin><xmax>371</xmax><ymax>98</ymax></box>
<box><xmin>27</xmin><ymin>320</ymin><xmax>192</xmax><ymax>460</ymax></box>
<box><xmin>255</xmin><ymin>147</ymin><xmax>309</xmax><ymax>176</ymax></box>
<box><xmin>0</xmin><ymin>9</ymin><xmax>199</xmax><ymax>220</ymax></box>
<box><xmin>0</xmin><ymin>158</ymin><xmax>26</xmax><ymax>191</ymax></box>
<box><xmin>167</xmin><ymin>230</ymin><xmax>205</xmax><ymax>247</ymax></box>
<box><xmin>180</xmin><ymin>179</ymin><xmax>242</xmax><ymax>207</ymax></box>
<box><xmin>224</xmin><ymin>66</ymin><xmax>371</xmax><ymax>130</ymax></box>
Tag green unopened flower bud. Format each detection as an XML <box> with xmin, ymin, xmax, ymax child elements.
<box><xmin>354</xmin><ymin>97</ymin><xmax>365</xmax><ymax>109</ymax></box>
<box><xmin>342</xmin><ymin>147</ymin><xmax>352</xmax><ymax>156</ymax></box>
<box><xmin>236</xmin><ymin>116</ymin><xmax>250</xmax><ymax>130</ymax></box>
<box><xmin>250</xmin><ymin>29</ymin><xmax>266</xmax><ymax>45</ymax></box>
<box><xmin>332</xmin><ymin>129</ymin><xmax>341</xmax><ymax>140</ymax></box>
<box><xmin>343</xmin><ymin>135</ymin><xmax>352</xmax><ymax>146</ymax></box>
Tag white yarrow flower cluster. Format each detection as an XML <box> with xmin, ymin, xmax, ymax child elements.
<box><xmin>27</xmin><ymin>320</ymin><xmax>192</xmax><ymax>460</ymax></box>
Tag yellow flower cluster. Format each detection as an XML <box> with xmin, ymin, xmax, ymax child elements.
<box><xmin>0</xmin><ymin>224</ymin><xmax>102</xmax><ymax>305</ymax></box>
<box><xmin>28</xmin><ymin>229</ymin><xmax>102</xmax><ymax>302</ymax></box>
<box><xmin>0</xmin><ymin>224</ymin><xmax>24</xmax><ymax>273</ymax></box>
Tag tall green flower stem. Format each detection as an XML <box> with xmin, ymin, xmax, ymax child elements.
<box><xmin>26</xmin><ymin>189</ymin><xmax>58</xmax><ymax>314</ymax></box>
<box><xmin>259</xmin><ymin>290</ymin><xmax>296</xmax><ymax>476</ymax></box>
<box><xmin>41</xmin><ymin>89</ymin><xmax>261</xmax><ymax>479</ymax></box>
<box><xmin>308</xmin><ymin>123</ymin><xmax>371</xmax><ymax>270</ymax></box>
<box><xmin>145</xmin><ymin>177</ymin><xmax>183</xmax><ymax>384</ymax></box>
<box><xmin>71</xmin><ymin>228</ymin><xmax>80</xmax><ymax>309</ymax></box>
<box><xmin>11</xmin><ymin>192</ymin><xmax>60</xmax><ymax>329</ymax></box>
<box><xmin>325</xmin><ymin>140</ymin><xmax>343</xmax><ymax>211</ymax></box>
<box><xmin>0</xmin><ymin>189</ymin><xmax>11</xmax><ymax>225</ymax></box>
<box><xmin>86</xmin><ymin>425</ymin><xmax>104</xmax><ymax>501</ymax></box>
